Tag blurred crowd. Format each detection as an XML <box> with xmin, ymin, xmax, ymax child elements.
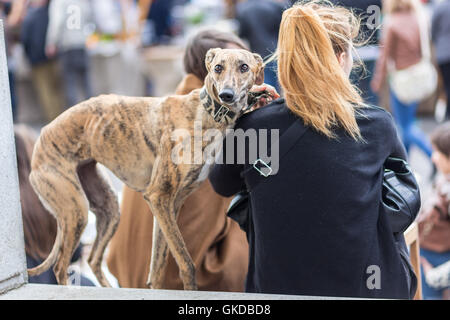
<box><xmin>2</xmin><ymin>0</ymin><xmax>449</xmax><ymax>299</ymax></box>
<box><xmin>1</xmin><ymin>0</ymin><xmax>184</xmax><ymax>124</ymax></box>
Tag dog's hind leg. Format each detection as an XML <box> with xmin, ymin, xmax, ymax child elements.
<box><xmin>77</xmin><ymin>160</ymin><xmax>120</xmax><ymax>287</ymax></box>
<box><xmin>29</xmin><ymin>166</ymin><xmax>89</xmax><ymax>285</ymax></box>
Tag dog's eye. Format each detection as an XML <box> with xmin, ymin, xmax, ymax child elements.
<box><xmin>214</xmin><ymin>65</ymin><xmax>223</xmax><ymax>73</ymax></box>
<box><xmin>240</xmin><ymin>64</ymin><xmax>249</xmax><ymax>73</ymax></box>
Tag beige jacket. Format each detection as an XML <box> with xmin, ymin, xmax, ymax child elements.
<box><xmin>106</xmin><ymin>74</ymin><xmax>249</xmax><ymax>291</ymax></box>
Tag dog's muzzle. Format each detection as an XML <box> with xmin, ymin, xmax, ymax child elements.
<box><xmin>218</xmin><ymin>88</ymin><xmax>235</xmax><ymax>104</ymax></box>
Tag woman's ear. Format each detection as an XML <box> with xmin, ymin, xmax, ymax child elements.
<box><xmin>205</xmin><ymin>48</ymin><xmax>221</xmax><ymax>72</ymax></box>
<box><xmin>253</xmin><ymin>53</ymin><xmax>264</xmax><ymax>85</ymax></box>
<box><xmin>337</xmin><ymin>51</ymin><xmax>346</xmax><ymax>69</ymax></box>
<box><xmin>337</xmin><ymin>49</ymin><xmax>353</xmax><ymax>77</ymax></box>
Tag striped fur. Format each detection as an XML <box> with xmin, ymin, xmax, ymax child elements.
<box><xmin>28</xmin><ymin>49</ymin><xmax>264</xmax><ymax>290</ymax></box>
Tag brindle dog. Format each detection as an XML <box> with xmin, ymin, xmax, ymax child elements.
<box><xmin>27</xmin><ymin>48</ymin><xmax>264</xmax><ymax>290</ymax></box>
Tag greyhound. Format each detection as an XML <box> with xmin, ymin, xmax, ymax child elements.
<box><xmin>27</xmin><ymin>48</ymin><xmax>265</xmax><ymax>290</ymax></box>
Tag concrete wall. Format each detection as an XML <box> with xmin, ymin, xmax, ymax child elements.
<box><xmin>0</xmin><ymin>20</ymin><xmax>28</xmax><ymax>294</ymax></box>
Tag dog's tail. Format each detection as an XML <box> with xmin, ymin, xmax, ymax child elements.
<box><xmin>27</xmin><ymin>223</ymin><xmax>62</xmax><ymax>277</ymax></box>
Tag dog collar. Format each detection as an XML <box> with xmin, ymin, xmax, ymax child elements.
<box><xmin>200</xmin><ymin>88</ymin><xmax>237</xmax><ymax>124</ymax></box>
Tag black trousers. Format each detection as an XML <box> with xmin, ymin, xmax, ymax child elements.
<box><xmin>60</xmin><ymin>48</ymin><xmax>92</xmax><ymax>108</ymax></box>
<box><xmin>439</xmin><ymin>61</ymin><xmax>450</xmax><ymax>119</ymax></box>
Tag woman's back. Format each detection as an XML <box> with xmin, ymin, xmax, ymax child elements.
<box><xmin>385</xmin><ymin>11</ymin><xmax>422</xmax><ymax>70</ymax></box>
<box><xmin>211</xmin><ymin>1</ymin><xmax>418</xmax><ymax>299</ymax></box>
<box><xmin>210</xmin><ymin>100</ymin><xmax>413</xmax><ymax>298</ymax></box>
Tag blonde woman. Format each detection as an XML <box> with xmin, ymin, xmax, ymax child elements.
<box><xmin>210</xmin><ymin>1</ymin><xmax>417</xmax><ymax>299</ymax></box>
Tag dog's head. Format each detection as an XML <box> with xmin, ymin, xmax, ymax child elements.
<box><xmin>204</xmin><ymin>48</ymin><xmax>264</xmax><ymax>112</ymax></box>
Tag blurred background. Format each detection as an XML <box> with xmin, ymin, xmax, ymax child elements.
<box><xmin>1</xmin><ymin>0</ymin><xmax>444</xmax><ymax>183</ymax></box>
<box><xmin>1</xmin><ymin>0</ymin><xmax>448</xmax><ymax>297</ymax></box>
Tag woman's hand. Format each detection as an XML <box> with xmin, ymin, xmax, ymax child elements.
<box><xmin>249</xmin><ymin>84</ymin><xmax>280</xmax><ymax>111</ymax></box>
<box><xmin>46</xmin><ymin>45</ymin><xmax>57</xmax><ymax>58</ymax></box>
<box><xmin>370</xmin><ymin>78</ymin><xmax>381</xmax><ymax>94</ymax></box>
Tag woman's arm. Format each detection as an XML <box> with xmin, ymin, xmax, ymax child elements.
<box><xmin>45</xmin><ymin>0</ymin><xmax>64</xmax><ymax>56</ymax></box>
<box><xmin>209</xmin><ymin>131</ymin><xmax>246</xmax><ymax>197</ymax></box>
<box><xmin>371</xmin><ymin>19</ymin><xmax>395</xmax><ymax>93</ymax></box>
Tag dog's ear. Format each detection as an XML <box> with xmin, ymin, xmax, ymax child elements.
<box><xmin>205</xmin><ymin>48</ymin><xmax>221</xmax><ymax>72</ymax></box>
<box><xmin>253</xmin><ymin>53</ymin><xmax>264</xmax><ymax>85</ymax></box>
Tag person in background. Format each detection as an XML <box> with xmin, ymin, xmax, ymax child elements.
<box><xmin>21</xmin><ymin>0</ymin><xmax>65</xmax><ymax>123</ymax></box>
<box><xmin>145</xmin><ymin>0</ymin><xmax>175</xmax><ymax>45</ymax></box>
<box><xmin>15</xmin><ymin>124</ymin><xmax>94</xmax><ymax>286</ymax></box>
<box><xmin>431</xmin><ymin>0</ymin><xmax>450</xmax><ymax>119</ymax></box>
<box><xmin>107</xmin><ymin>30</ymin><xmax>251</xmax><ymax>291</ymax></box>
<box><xmin>418</xmin><ymin>121</ymin><xmax>450</xmax><ymax>299</ymax></box>
<box><xmin>235</xmin><ymin>0</ymin><xmax>286</xmax><ymax>91</ymax></box>
<box><xmin>371</xmin><ymin>0</ymin><xmax>433</xmax><ymax>158</ymax></box>
<box><xmin>0</xmin><ymin>0</ymin><xmax>27</xmax><ymax>121</ymax></box>
<box><xmin>210</xmin><ymin>1</ymin><xmax>416</xmax><ymax>298</ymax></box>
<box><xmin>88</xmin><ymin>0</ymin><xmax>147</xmax><ymax>97</ymax></box>
<box><xmin>46</xmin><ymin>0</ymin><xmax>94</xmax><ymax>108</ymax></box>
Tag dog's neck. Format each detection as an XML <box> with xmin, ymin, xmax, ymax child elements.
<box><xmin>200</xmin><ymin>87</ymin><xmax>239</xmax><ymax>126</ymax></box>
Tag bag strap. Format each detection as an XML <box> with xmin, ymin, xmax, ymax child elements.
<box><xmin>416</xmin><ymin>10</ymin><xmax>431</xmax><ymax>60</ymax></box>
<box><xmin>240</xmin><ymin>118</ymin><xmax>309</xmax><ymax>191</ymax></box>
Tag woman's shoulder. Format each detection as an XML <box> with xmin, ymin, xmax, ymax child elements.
<box><xmin>237</xmin><ymin>100</ymin><xmax>396</xmax><ymax>134</ymax></box>
<box><xmin>358</xmin><ymin>104</ymin><xmax>394</xmax><ymax>121</ymax></box>
<box><xmin>358</xmin><ymin>103</ymin><xmax>390</xmax><ymax>117</ymax></box>
<box><xmin>357</xmin><ymin>104</ymin><xmax>398</xmax><ymax>139</ymax></box>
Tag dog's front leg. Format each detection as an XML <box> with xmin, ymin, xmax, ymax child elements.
<box><xmin>143</xmin><ymin>189</ymin><xmax>197</xmax><ymax>290</ymax></box>
<box><xmin>146</xmin><ymin>216</ymin><xmax>169</xmax><ymax>289</ymax></box>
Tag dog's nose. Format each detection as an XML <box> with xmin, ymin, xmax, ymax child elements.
<box><xmin>218</xmin><ymin>89</ymin><xmax>235</xmax><ymax>103</ymax></box>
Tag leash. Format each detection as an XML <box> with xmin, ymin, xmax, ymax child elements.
<box><xmin>244</xmin><ymin>90</ymin><xmax>272</xmax><ymax>113</ymax></box>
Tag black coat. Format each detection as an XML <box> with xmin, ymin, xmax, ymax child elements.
<box><xmin>236</xmin><ymin>0</ymin><xmax>285</xmax><ymax>59</ymax></box>
<box><xmin>209</xmin><ymin>99</ymin><xmax>415</xmax><ymax>299</ymax></box>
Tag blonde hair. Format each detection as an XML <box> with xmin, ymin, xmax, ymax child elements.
<box><xmin>275</xmin><ymin>0</ymin><xmax>365</xmax><ymax>140</ymax></box>
<box><xmin>385</xmin><ymin>0</ymin><xmax>415</xmax><ymax>14</ymax></box>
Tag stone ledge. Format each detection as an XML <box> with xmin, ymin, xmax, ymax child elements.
<box><xmin>0</xmin><ymin>272</ymin><xmax>27</xmax><ymax>295</ymax></box>
<box><xmin>0</xmin><ymin>284</ymin><xmax>348</xmax><ymax>300</ymax></box>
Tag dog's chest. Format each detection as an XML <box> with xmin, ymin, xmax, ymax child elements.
<box><xmin>190</xmin><ymin>105</ymin><xmax>234</xmax><ymax>183</ymax></box>
<box><xmin>195</xmin><ymin>137</ymin><xmax>224</xmax><ymax>183</ymax></box>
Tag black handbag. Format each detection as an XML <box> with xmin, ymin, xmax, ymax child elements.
<box><xmin>382</xmin><ymin>157</ymin><xmax>421</xmax><ymax>299</ymax></box>
<box><xmin>382</xmin><ymin>157</ymin><xmax>421</xmax><ymax>234</ymax></box>
<box><xmin>227</xmin><ymin>192</ymin><xmax>252</xmax><ymax>239</ymax></box>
